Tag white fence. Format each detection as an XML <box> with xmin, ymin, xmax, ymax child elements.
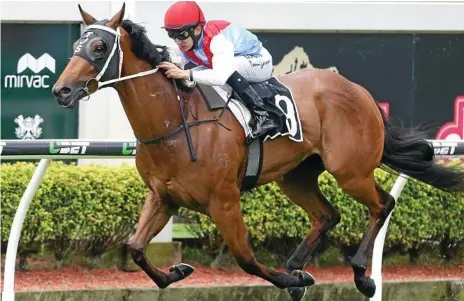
<box><xmin>1</xmin><ymin>139</ymin><xmax>463</xmax><ymax>301</ymax></box>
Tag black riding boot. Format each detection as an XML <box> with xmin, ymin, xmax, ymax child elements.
<box><xmin>226</xmin><ymin>72</ymin><xmax>277</xmax><ymax>143</ymax></box>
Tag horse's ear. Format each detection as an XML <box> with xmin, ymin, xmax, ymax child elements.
<box><xmin>78</xmin><ymin>4</ymin><xmax>97</xmax><ymax>25</ymax></box>
<box><xmin>107</xmin><ymin>2</ymin><xmax>125</xmax><ymax>29</ymax></box>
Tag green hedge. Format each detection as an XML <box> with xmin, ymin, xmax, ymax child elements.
<box><xmin>1</xmin><ymin>161</ymin><xmax>463</xmax><ymax>267</ymax></box>
<box><xmin>1</xmin><ymin>161</ymin><xmax>146</xmax><ymax>267</ymax></box>
<box><xmin>180</xmin><ymin>166</ymin><xmax>464</xmax><ymax>257</ymax></box>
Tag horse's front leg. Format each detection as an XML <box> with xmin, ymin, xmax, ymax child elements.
<box><xmin>129</xmin><ymin>190</ymin><xmax>194</xmax><ymax>288</ymax></box>
<box><xmin>208</xmin><ymin>185</ymin><xmax>315</xmax><ymax>290</ymax></box>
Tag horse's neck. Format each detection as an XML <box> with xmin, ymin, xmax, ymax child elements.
<box><xmin>116</xmin><ymin>61</ymin><xmax>181</xmax><ymax>141</ymax></box>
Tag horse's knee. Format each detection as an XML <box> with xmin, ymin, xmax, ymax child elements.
<box><xmin>376</xmin><ymin>186</ymin><xmax>396</xmax><ymax>221</ymax></box>
<box><xmin>382</xmin><ymin>194</ymin><xmax>395</xmax><ymax>218</ymax></box>
<box><xmin>327</xmin><ymin>209</ymin><xmax>341</xmax><ymax>230</ymax></box>
<box><xmin>285</xmin><ymin>208</ymin><xmax>340</xmax><ymax>273</ymax></box>
<box><xmin>129</xmin><ymin>243</ymin><xmax>145</xmax><ymax>265</ymax></box>
<box><xmin>318</xmin><ymin>207</ymin><xmax>341</xmax><ymax>233</ymax></box>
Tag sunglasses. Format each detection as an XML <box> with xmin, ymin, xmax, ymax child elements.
<box><xmin>167</xmin><ymin>29</ymin><xmax>191</xmax><ymax>40</ymax></box>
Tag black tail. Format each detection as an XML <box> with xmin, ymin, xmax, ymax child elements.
<box><xmin>377</xmin><ymin>103</ymin><xmax>464</xmax><ymax>192</ymax></box>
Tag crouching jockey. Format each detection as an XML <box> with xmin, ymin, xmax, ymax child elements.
<box><xmin>157</xmin><ymin>0</ymin><xmax>277</xmax><ymax>142</ymax></box>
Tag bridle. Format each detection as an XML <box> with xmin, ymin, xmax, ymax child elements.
<box><xmin>74</xmin><ymin>23</ymin><xmax>160</xmax><ymax>100</ymax></box>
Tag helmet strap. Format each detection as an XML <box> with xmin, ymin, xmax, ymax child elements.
<box><xmin>190</xmin><ymin>26</ymin><xmax>203</xmax><ymax>51</ymax></box>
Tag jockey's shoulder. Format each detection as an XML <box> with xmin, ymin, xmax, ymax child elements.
<box><xmin>205</xmin><ymin>19</ymin><xmax>247</xmax><ymax>30</ymax></box>
<box><xmin>205</xmin><ymin>20</ymin><xmax>253</xmax><ymax>36</ymax></box>
<box><xmin>206</xmin><ymin>19</ymin><xmax>231</xmax><ymax>25</ymax></box>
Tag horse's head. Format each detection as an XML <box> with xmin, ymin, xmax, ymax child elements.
<box><xmin>52</xmin><ymin>3</ymin><xmax>126</xmax><ymax>108</ymax></box>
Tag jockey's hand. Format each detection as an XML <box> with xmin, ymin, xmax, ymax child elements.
<box><xmin>157</xmin><ymin>62</ymin><xmax>189</xmax><ymax>80</ymax></box>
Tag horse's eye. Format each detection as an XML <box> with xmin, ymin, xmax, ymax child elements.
<box><xmin>95</xmin><ymin>44</ymin><xmax>106</xmax><ymax>52</ymax></box>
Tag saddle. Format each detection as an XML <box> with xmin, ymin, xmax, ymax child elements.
<box><xmin>197</xmin><ymin>77</ymin><xmax>302</xmax><ymax>143</ymax></box>
<box><xmin>193</xmin><ymin>76</ymin><xmax>303</xmax><ymax>193</ymax></box>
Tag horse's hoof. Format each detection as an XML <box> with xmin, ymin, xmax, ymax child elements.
<box><xmin>287</xmin><ymin>286</ymin><xmax>307</xmax><ymax>301</ymax></box>
<box><xmin>169</xmin><ymin>263</ymin><xmax>195</xmax><ymax>280</ymax></box>
<box><xmin>292</xmin><ymin>270</ymin><xmax>315</xmax><ymax>287</ymax></box>
<box><xmin>355</xmin><ymin>275</ymin><xmax>376</xmax><ymax>298</ymax></box>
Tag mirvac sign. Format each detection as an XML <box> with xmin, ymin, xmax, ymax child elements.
<box><xmin>1</xmin><ymin>23</ymin><xmax>81</xmax><ymax>141</ymax></box>
<box><xmin>4</xmin><ymin>53</ymin><xmax>56</xmax><ymax>89</ymax></box>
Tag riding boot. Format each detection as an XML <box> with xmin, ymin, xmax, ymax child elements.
<box><xmin>240</xmin><ymin>86</ymin><xmax>277</xmax><ymax>139</ymax></box>
<box><xmin>226</xmin><ymin>71</ymin><xmax>277</xmax><ymax>142</ymax></box>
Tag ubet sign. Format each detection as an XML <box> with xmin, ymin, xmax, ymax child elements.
<box><xmin>4</xmin><ymin>53</ymin><xmax>55</xmax><ymax>89</ymax></box>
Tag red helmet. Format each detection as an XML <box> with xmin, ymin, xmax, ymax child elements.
<box><xmin>162</xmin><ymin>1</ymin><xmax>206</xmax><ymax>30</ymax></box>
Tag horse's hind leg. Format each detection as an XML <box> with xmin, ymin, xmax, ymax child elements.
<box><xmin>208</xmin><ymin>185</ymin><xmax>315</xmax><ymax>290</ymax></box>
<box><xmin>335</xmin><ymin>172</ymin><xmax>395</xmax><ymax>298</ymax></box>
<box><xmin>277</xmin><ymin>156</ymin><xmax>341</xmax><ymax>301</ymax></box>
<box><xmin>129</xmin><ymin>190</ymin><xmax>194</xmax><ymax>288</ymax></box>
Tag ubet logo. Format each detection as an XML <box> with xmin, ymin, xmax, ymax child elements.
<box><xmin>4</xmin><ymin>53</ymin><xmax>55</xmax><ymax>89</ymax></box>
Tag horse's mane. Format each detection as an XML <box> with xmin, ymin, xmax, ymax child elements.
<box><xmin>120</xmin><ymin>19</ymin><xmax>192</xmax><ymax>92</ymax></box>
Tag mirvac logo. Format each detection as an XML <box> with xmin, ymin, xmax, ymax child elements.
<box><xmin>3</xmin><ymin>53</ymin><xmax>55</xmax><ymax>89</ymax></box>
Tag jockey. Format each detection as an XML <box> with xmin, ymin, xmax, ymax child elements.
<box><xmin>157</xmin><ymin>0</ymin><xmax>277</xmax><ymax>143</ymax></box>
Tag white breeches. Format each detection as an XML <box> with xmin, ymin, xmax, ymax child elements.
<box><xmin>201</xmin><ymin>47</ymin><xmax>273</xmax><ymax>100</ymax></box>
<box><xmin>232</xmin><ymin>47</ymin><xmax>273</xmax><ymax>83</ymax></box>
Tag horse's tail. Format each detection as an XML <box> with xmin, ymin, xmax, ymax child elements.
<box><xmin>377</xmin><ymin>103</ymin><xmax>464</xmax><ymax>192</ymax></box>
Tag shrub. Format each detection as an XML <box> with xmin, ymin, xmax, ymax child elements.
<box><xmin>1</xmin><ymin>161</ymin><xmax>462</xmax><ymax>268</ymax></box>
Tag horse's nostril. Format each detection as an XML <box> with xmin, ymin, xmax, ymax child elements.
<box><xmin>53</xmin><ymin>85</ymin><xmax>73</xmax><ymax>98</ymax></box>
<box><xmin>59</xmin><ymin>86</ymin><xmax>72</xmax><ymax>96</ymax></box>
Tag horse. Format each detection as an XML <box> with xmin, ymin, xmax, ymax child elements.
<box><xmin>52</xmin><ymin>4</ymin><xmax>464</xmax><ymax>301</ymax></box>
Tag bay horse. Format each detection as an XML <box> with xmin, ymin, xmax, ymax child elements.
<box><xmin>52</xmin><ymin>4</ymin><xmax>464</xmax><ymax>301</ymax></box>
